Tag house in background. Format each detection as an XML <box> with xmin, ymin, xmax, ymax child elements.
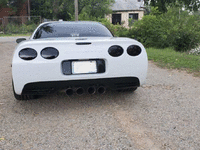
<box><xmin>106</xmin><ymin>0</ymin><xmax>145</xmax><ymax>28</ymax></box>
<box><xmin>0</xmin><ymin>7</ymin><xmax>13</xmax><ymax>18</ymax></box>
<box><xmin>0</xmin><ymin>1</ymin><xmax>29</xmax><ymax>25</ymax></box>
<box><xmin>0</xmin><ymin>1</ymin><xmax>29</xmax><ymax>18</ymax></box>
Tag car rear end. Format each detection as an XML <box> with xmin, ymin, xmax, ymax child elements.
<box><xmin>12</xmin><ymin>37</ymin><xmax>147</xmax><ymax>96</ymax></box>
<box><xmin>12</xmin><ymin>21</ymin><xmax>148</xmax><ymax>99</ymax></box>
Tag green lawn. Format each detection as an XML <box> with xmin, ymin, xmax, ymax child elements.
<box><xmin>0</xmin><ymin>33</ymin><xmax>31</xmax><ymax>37</ymax></box>
<box><xmin>146</xmin><ymin>48</ymin><xmax>200</xmax><ymax>77</ymax></box>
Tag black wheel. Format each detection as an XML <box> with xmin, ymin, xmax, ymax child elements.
<box><xmin>12</xmin><ymin>81</ymin><xmax>38</xmax><ymax>100</ymax></box>
<box><xmin>117</xmin><ymin>87</ymin><xmax>137</xmax><ymax>92</ymax></box>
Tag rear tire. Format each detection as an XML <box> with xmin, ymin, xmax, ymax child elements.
<box><xmin>12</xmin><ymin>81</ymin><xmax>38</xmax><ymax>100</ymax></box>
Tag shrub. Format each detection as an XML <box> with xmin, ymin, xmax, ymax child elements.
<box><xmin>163</xmin><ymin>7</ymin><xmax>200</xmax><ymax>51</ymax></box>
<box><xmin>0</xmin><ymin>25</ymin><xmax>4</xmax><ymax>32</ymax></box>
<box><xmin>25</xmin><ymin>17</ymin><xmax>41</xmax><ymax>25</ymax></box>
<box><xmin>128</xmin><ymin>6</ymin><xmax>200</xmax><ymax>52</ymax></box>
<box><xmin>98</xmin><ymin>18</ymin><xmax>129</xmax><ymax>37</ymax></box>
<box><xmin>5</xmin><ymin>23</ymin><xmax>38</xmax><ymax>34</ymax></box>
<box><xmin>128</xmin><ymin>15</ymin><xmax>169</xmax><ymax>48</ymax></box>
<box><xmin>5</xmin><ymin>24</ymin><xmax>18</xmax><ymax>34</ymax></box>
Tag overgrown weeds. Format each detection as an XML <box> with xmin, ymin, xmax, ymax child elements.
<box><xmin>129</xmin><ymin>7</ymin><xmax>200</xmax><ymax>52</ymax></box>
<box><xmin>4</xmin><ymin>23</ymin><xmax>38</xmax><ymax>34</ymax></box>
<box><xmin>147</xmin><ymin>48</ymin><xmax>200</xmax><ymax>76</ymax></box>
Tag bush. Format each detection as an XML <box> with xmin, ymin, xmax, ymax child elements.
<box><xmin>98</xmin><ymin>18</ymin><xmax>129</xmax><ymax>37</ymax></box>
<box><xmin>128</xmin><ymin>6</ymin><xmax>200</xmax><ymax>52</ymax></box>
<box><xmin>128</xmin><ymin>15</ymin><xmax>169</xmax><ymax>48</ymax></box>
<box><xmin>5</xmin><ymin>23</ymin><xmax>38</xmax><ymax>34</ymax></box>
<box><xmin>25</xmin><ymin>17</ymin><xmax>41</xmax><ymax>25</ymax></box>
<box><xmin>5</xmin><ymin>24</ymin><xmax>18</xmax><ymax>33</ymax></box>
<box><xmin>0</xmin><ymin>25</ymin><xmax>4</xmax><ymax>32</ymax></box>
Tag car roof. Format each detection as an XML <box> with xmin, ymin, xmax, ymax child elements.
<box><xmin>42</xmin><ymin>21</ymin><xmax>102</xmax><ymax>25</ymax></box>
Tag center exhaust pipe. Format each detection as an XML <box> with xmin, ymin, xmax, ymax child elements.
<box><xmin>76</xmin><ymin>87</ymin><xmax>84</xmax><ymax>95</ymax></box>
<box><xmin>87</xmin><ymin>86</ymin><xmax>96</xmax><ymax>94</ymax></box>
<box><xmin>66</xmin><ymin>88</ymin><xmax>73</xmax><ymax>96</ymax></box>
<box><xmin>97</xmin><ymin>86</ymin><xmax>106</xmax><ymax>94</ymax></box>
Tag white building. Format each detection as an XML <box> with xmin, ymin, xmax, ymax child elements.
<box><xmin>106</xmin><ymin>0</ymin><xmax>145</xmax><ymax>28</ymax></box>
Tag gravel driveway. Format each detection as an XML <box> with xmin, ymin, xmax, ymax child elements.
<box><xmin>0</xmin><ymin>37</ymin><xmax>200</xmax><ymax>150</ymax></box>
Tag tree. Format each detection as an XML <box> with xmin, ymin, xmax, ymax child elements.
<box><xmin>30</xmin><ymin>0</ymin><xmax>114</xmax><ymax>20</ymax></box>
<box><xmin>0</xmin><ymin>0</ymin><xmax>7</xmax><ymax>10</ymax></box>
<box><xmin>78</xmin><ymin>0</ymin><xmax>114</xmax><ymax>18</ymax></box>
<box><xmin>31</xmin><ymin>0</ymin><xmax>74</xmax><ymax>20</ymax></box>
<box><xmin>0</xmin><ymin>0</ymin><xmax>26</xmax><ymax>15</ymax></box>
<box><xmin>145</xmin><ymin>0</ymin><xmax>200</xmax><ymax>13</ymax></box>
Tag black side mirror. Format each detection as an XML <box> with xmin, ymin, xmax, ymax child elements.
<box><xmin>16</xmin><ymin>38</ymin><xmax>26</xmax><ymax>43</ymax></box>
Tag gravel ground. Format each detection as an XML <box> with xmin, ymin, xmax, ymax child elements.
<box><xmin>0</xmin><ymin>37</ymin><xmax>200</xmax><ymax>150</ymax></box>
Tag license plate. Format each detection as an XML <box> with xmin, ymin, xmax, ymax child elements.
<box><xmin>72</xmin><ymin>61</ymin><xmax>97</xmax><ymax>74</ymax></box>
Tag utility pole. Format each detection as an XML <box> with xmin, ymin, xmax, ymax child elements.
<box><xmin>28</xmin><ymin>0</ymin><xmax>30</xmax><ymax>20</ymax></box>
<box><xmin>75</xmin><ymin>0</ymin><xmax>78</xmax><ymax>21</ymax></box>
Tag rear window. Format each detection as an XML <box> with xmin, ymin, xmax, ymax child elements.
<box><xmin>33</xmin><ymin>22</ymin><xmax>113</xmax><ymax>39</ymax></box>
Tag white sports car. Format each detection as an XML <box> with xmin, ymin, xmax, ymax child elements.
<box><xmin>12</xmin><ymin>21</ymin><xmax>148</xmax><ymax>100</ymax></box>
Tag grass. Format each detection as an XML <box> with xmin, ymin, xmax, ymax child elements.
<box><xmin>146</xmin><ymin>48</ymin><xmax>200</xmax><ymax>77</ymax></box>
<box><xmin>0</xmin><ymin>33</ymin><xmax>31</xmax><ymax>37</ymax></box>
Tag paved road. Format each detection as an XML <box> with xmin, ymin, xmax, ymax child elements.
<box><xmin>0</xmin><ymin>37</ymin><xmax>200</xmax><ymax>150</ymax></box>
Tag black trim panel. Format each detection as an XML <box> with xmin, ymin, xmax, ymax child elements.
<box><xmin>76</xmin><ymin>42</ymin><xmax>91</xmax><ymax>45</ymax></box>
<box><xmin>22</xmin><ymin>77</ymin><xmax>140</xmax><ymax>95</ymax></box>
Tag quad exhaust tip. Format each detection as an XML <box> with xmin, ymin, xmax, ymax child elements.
<box><xmin>76</xmin><ymin>87</ymin><xmax>84</xmax><ymax>95</ymax></box>
<box><xmin>66</xmin><ymin>88</ymin><xmax>73</xmax><ymax>96</ymax></box>
<box><xmin>97</xmin><ymin>86</ymin><xmax>106</xmax><ymax>94</ymax></box>
<box><xmin>66</xmin><ymin>86</ymin><xmax>106</xmax><ymax>95</ymax></box>
<box><xmin>87</xmin><ymin>86</ymin><xmax>96</xmax><ymax>94</ymax></box>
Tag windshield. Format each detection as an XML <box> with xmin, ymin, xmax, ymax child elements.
<box><xmin>33</xmin><ymin>22</ymin><xmax>113</xmax><ymax>39</ymax></box>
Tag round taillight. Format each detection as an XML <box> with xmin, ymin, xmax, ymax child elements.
<box><xmin>19</xmin><ymin>48</ymin><xmax>37</xmax><ymax>60</ymax></box>
<box><xmin>127</xmin><ymin>45</ymin><xmax>142</xmax><ymax>56</ymax></box>
<box><xmin>108</xmin><ymin>45</ymin><xmax>124</xmax><ymax>57</ymax></box>
<box><xmin>41</xmin><ymin>47</ymin><xmax>59</xmax><ymax>59</ymax></box>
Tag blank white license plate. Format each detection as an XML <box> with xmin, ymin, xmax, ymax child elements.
<box><xmin>72</xmin><ymin>61</ymin><xmax>97</xmax><ymax>74</ymax></box>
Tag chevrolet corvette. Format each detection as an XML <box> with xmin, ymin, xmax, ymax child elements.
<box><xmin>12</xmin><ymin>21</ymin><xmax>148</xmax><ymax>100</ymax></box>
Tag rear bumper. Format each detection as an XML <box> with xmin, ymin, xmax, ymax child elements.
<box><xmin>22</xmin><ymin>77</ymin><xmax>140</xmax><ymax>95</ymax></box>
